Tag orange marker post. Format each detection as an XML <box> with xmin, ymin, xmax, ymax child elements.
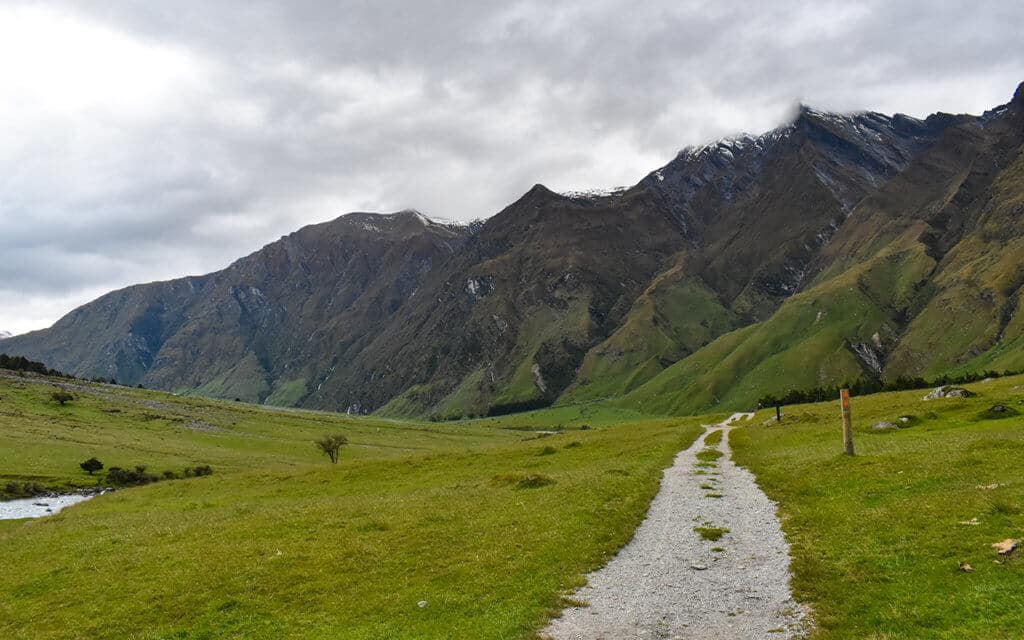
<box><xmin>840</xmin><ymin>388</ymin><xmax>854</xmax><ymax>456</ymax></box>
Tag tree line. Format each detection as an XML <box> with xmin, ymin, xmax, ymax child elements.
<box><xmin>0</xmin><ymin>353</ymin><xmax>70</xmax><ymax>378</ymax></box>
<box><xmin>756</xmin><ymin>368</ymin><xmax>1022</xmax><ymax>408</ymax></box>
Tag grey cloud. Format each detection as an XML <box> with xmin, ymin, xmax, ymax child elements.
<box><xmin>2</xmin><ymin>0</ymin><xmax>1022</xmax><ymax>334</ymax></box>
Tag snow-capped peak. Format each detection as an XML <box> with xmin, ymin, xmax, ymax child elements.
<box><xmin>402</xmin><ymin>209</ymin><xmax>467</xmax><ymax>227</ymax></box>
<box><xmin>559</xmin><ymin>186</ymin><xmax>629</xmax><ymax>200</ymax></box>
<box><xmin>0</xmin><ymin>331</ymin><xmax>11</xmax><ymax>340</ymax></box>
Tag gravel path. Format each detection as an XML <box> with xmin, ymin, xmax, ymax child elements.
<box><xmin>542</xmin><ymin>413</ymin><xmax>808</xmax><ymax>639</ymax></box>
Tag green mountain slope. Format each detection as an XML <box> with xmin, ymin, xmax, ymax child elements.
<box><xmin>616</xmin><ymin>84</ymin><xmax>1024</xmax><ymax>414</ymax></box>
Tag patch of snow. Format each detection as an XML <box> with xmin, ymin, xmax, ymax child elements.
<box><xmin>0</xmin><ymin>331</ymin><xmax>11</xmax><ymax>340</ymax></box>
<box><xmin>408</xmin><ymin>210</ymin><xmax>457</xmax><ymax>226</ymax></box>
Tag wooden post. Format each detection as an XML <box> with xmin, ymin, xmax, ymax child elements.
<box><xmin>776</xmin><ymin>404</ymin><xmax>781</xmax><ymax>422</ymax></box>
<box><xmin>840</xmin><ymin>389</ymin><xmax>854</xmax><ymax>455</ymax></box>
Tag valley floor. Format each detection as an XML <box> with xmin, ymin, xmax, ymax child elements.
<box><xmin>1</xmin><ymin>372</ymin><xmax>1023</xmax><ymax>638</ymax></box>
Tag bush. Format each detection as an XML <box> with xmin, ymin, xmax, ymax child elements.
<box><xmin>185</xmin><ymin>465</ymin><xmax>213</xmax><ymax>477</ymax></box>
<box><xmin>51</xmin><ymin>390</ymin><xmax>74</xmax><ymax>405</ymax></box>
<box><xmin>80</xmin><ymin>457</ymin><xmax>104</xmax><ymax>475</ymax></box>
<box><xmin>106</xmin><ymin>466</ymin><xmax>159</xmax><ymax>485</ymax></box>
<box><xmin>4</xmin><ymin>481</ymin><xmax>45</xmax><ymax>497</ymax></box>
<box><xmin>315</xmin><ymin>434</ymin><xmax>348</xmax><ymax>464</ymax></box>
<box><xmin>538</xmin><ymin>445</ymin><xmax>557</xmax><ymax>456</ymax></box>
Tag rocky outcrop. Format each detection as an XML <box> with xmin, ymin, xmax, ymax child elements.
<box><xmin>922</xmin><ymin>386</ymin><xmax>973</xmax><ymax>401</ymax></box>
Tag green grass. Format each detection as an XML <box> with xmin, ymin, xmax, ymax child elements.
<box><xmin>695</xmin><ymin>448</ymin><xmax>724</xmax><ymax>463</ymax></box>
<box><xmin>0</xmin><ymin>373</ymin><xmax>703</xmax><ymax>639</ymax></box>
<box><xmin>693</xmin><ymin>526</ymin><xmax>729</xmax><ymax>541</ymax></box>
<box><xmin>703</xmin><ymin>429</ymin><xmax>723</xmax><ymax>446</ymax></box>
<box><xmin>617</xmin><ymin>240</ymin><xmax>937</xmax><ymax>416</ymax></box>
<box><xmin>562</xmin><ymin>274</ymin><xmax>739</xmax><ymax>402</ymax></box>
<box><xmin>264</xmin><ymin>378</ymin><xmax>309</xmax><ymax>407</ymax></box>
<box><xmin>0</xmin><ymin>376</ymin><xmax>516</xmax><ymax>493</ymax></box>
<box><xmin>731</xmin><ymin>375</ymin><xmax>1024</xmax><ymax>639</ymax></box>
<box><xmin>8</xmin><ymin>369</ymin><xmax>1024</xmax><ymax>637</ymax></box>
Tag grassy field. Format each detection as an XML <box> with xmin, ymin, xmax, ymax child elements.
<box><xmin>0</xmin><ymin>373</ymin><xmax>704</xmax><ymax>640</ymax></box>
<box><xmin>5</xmin><ymin>368</ymin><xmax>1024</xmax><ymax>638</ymax></box>
<box><xmin>731</xmin><ymin>375</ymin><xmax>1024</xmax><ymax>639</ymax></box>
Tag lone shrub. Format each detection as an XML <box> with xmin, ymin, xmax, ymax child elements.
<box><xmin>538</xmin><ymin>445</ymin><xmax>557</xmax><ymax>456</ymax></box>
<box><xmin>51</xmin><ymin>390</ymin><xmax>74</xmax><ymax>405</ymax></box>
<box><xmin>315</xmin><ymin>434</ymin><xmax>348</xmax><ymax>464</ymax></box>
<box><xmin>80</xmin><ymin>457</ymin><xmax>104</xmax><ymax>475</ymax></box>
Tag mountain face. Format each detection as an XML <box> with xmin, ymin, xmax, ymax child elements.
<box><xmin>6</xmin><ymin>84</ymin><xmax>1023</xmax><ymax>417</ymax></box>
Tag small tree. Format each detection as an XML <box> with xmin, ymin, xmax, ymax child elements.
<box><xmin>315</xmin><ymin>434</ymin><xmax>347</xmax><ymax>464</ymax></box>
<box><xmin>80</xmin><ymin>457</ymin><xmax>104</xmax><ymax>475</ymax></box>
<box><xmin>51</xmin><ymin>390</ymin><xmax>74</xmax><ymax>405</ymax></box>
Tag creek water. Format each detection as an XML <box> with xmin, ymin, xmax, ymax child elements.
<box><xmin>0</xmin><ymin>493</ymin><xmax>100</xmax><ymax>520</ymax></box>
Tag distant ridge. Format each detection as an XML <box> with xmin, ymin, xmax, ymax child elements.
<box><xmin>6</xmin><ymin>82</ymin><xmax>1023</xmax><ymax>418</ymax></box>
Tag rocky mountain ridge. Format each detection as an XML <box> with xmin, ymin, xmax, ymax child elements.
<box><xmin>6</xmin><ymin>83</ymin><xmax>1023</xmax><ymax>417</ymax></box>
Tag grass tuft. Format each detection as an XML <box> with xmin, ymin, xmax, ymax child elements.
<box><xmin>976</xmin><ymin>404</ymin><xmax>1019</xmax><ymax>420</ymax></box>
<box><xmin>693</xmin><ymin>526</ymin><xmax>730</xmax><ymax>541</ymax></box>
<box><xmin>695</xmin><ymin>448</ymin><xmax>724</xmax><ymax>463</ymax></box>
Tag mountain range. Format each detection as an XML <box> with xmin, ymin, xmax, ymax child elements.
<box><xmin>5</xmin><ymin>83</ymin><xmax>1023</xmax><ymax>418</ymax></box>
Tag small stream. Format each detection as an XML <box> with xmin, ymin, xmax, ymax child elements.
<box><xmin>0</xmin><ymin>493</ymin><xmax>102</xmax><ymax>520</ymax></box>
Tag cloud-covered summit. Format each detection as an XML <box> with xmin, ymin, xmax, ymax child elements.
<box><xmin>2</xmin><ymin>0</ymin><xmax>1022</xmax><ymax>334</ymax></box>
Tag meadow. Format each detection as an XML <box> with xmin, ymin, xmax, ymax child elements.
<box><xmin>2</xmin><ymin>370</ymin><xmax>1023</xmax><ymax>638</ymax></box>
<box><xmin>0</xmin><ymin>373</ymin><xmax>703</xmax><ymax>639</ymax></box>
<box><xmin>732</xmin><ymin>376</ymin><xmax>1024</xmax><ymax>639</ymax></box>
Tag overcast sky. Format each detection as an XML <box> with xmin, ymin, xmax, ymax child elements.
<box><xmin>1</xmin><ymin>0</ymin><xmax>1022</xmax><ymax>335</ymax></box>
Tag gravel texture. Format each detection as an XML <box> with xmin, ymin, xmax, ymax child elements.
<box><xmin>543</xmin><ymin>413</ymin><xmax>808</xmax><ymax>639</ymax></box>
